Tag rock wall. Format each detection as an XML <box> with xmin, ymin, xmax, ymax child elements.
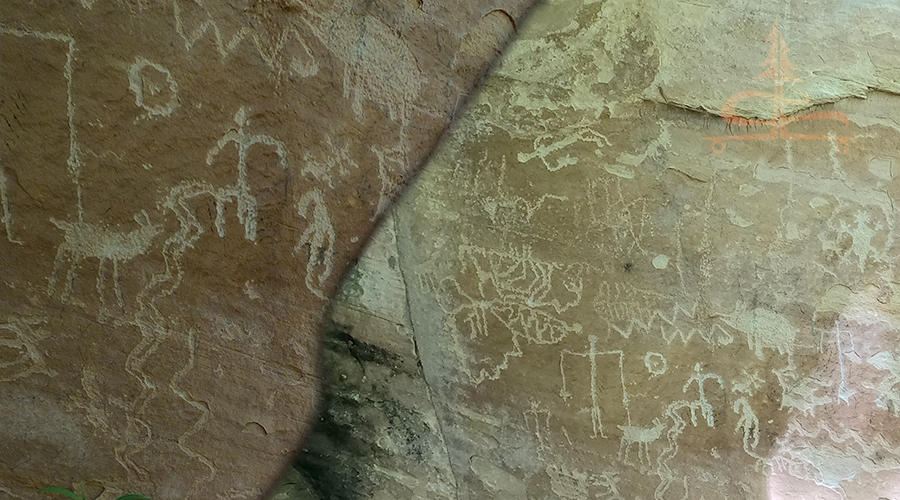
<box><xmin>321</xmin><ymin>0</ymin><xmax>900</xmax><ymax>499</ymax></box>
<box><xmin>0</xmin><ymin>1</ymin><xmax>532</xmax><ymax>499</ymax></box>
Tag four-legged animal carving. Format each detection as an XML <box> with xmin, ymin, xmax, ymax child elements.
<box><xmin>618</xmin><ymin>418</ymin><xmax>666</xmax><ymax>467</ymax></box>
<box><xmin>48</xmin><ymin>210</ymin><xmax>161</xmax><ymax>315</ymax></box>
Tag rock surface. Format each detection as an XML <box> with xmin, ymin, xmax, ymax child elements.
<box><xmin>320</xmin><ymin>1</ymin><xmax>900</xmax><ymax>499</ymax></box>
<box><xmin>0</xmin><ymin>1</ymin><xmax>531</xmax><ymax>499</ymax></box>
<box><xmin>292</xmin><ymin>214</ymin><xmax>456</xmax><ymax>500</ymax></box>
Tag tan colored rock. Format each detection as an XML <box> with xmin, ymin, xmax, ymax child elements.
<box><xmin>0</xmin><ymin>1</ymin><xmax>533</xmax><ymax>499</ymax></box>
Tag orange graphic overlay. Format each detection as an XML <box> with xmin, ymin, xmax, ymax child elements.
<box><xmin>705</xmin><ymin>17</ymin><xmax>853</xmax><ymax>154</ymax></box>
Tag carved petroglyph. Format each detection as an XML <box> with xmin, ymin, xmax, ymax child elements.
<box><xmin>150</xmin><ymin>103</ymin><xmax>290</xmax><ymax>310</ymax></box>
<box><xmin>327</xmin><ymin>15</ymin><xmax>425</xmax><ymax>127</ymax></box>
<box><xmin>173</xmin><ymin>0</ymin><xmax>319</xmax><ymax>77</ymax></box>
<box><xmin>772</xmin><ymin>416</ymin><xmax>900</xmax><ymax>496</ymax></box>
<box><xmin>524</xmin><ymin>401</ymin><xmax>553</xmax><ymax>453</ymax></box>
<box><xmin>116</xmin><ymin>310</ymin><xmax>217</xmax><ymax>488</ymax></box>
<box><xmin>835</xmin><ymin>319</ymin><xmax>858</xmax><ymax>404</ymax></box>
<box><xmin>559</xmin><ymin>336</ymin><xmax>629</xmax><ymax>439</ymax></box>
<box><xmin>372</xmin><ymin>142</ymin><xmax>411</xmax><ymax>217</ymax></box>
<box><xmin>617</xmin><ymin>418</ymin><xmax>665</xmax><ymax>467</ymax></box>
<box><xmin>128</xmin><ymin>58</ymin><xmax>179</xmax><ymax>118</ymax></box>
<box><xmin>525</xmin><ymin>402</ymin><xmax>626</xmax><ymax>500</ymax></box>
<box><xmin>718</xmin><ymin>304</ymin><xmax>797</xmax><ymax>363</ymax></box>
<box><xmin>731</xmin><ymin>369</ymin><xmax>764</xmax><ymax>396</ymax></box>
<box><xmin>0</xmin><ymin>317</ymin><xmax>54</xmax><ymax>381</ymax></box>
<box><xmin>517</xmin><ymin>126</ymin><xmax>611</xmax><ymax>172</ymax></box>
<box><xmin>0</xmin><ymin>25</ymin><xmax>84</xmax><ymax>220</ymax></box>
<box><xmin>167</xmin><ymin>329</ymin><xmax>217</xmax><ymax>491</ymax></box>
<box><xmin>732</xmin><ymin>397</ymin><xmax>762</xmax><ymax>459</ymax></box>
<box><xmin>0</xmin><ymin>0</ymin><xmax>550</xmax><ymax>497</ymax></box>
<box><xmin>0</xmin><ymin>20</ymin><xmax>222</xmax><ymax>489</ymax></box>
<box><xmin>584</xmin><ymin>176</ymin><xmax>653</xmax><ymax>260</ymax></box>
<box><xmin>68</xmin><ymin>366</ymin><xmax>154</xmax><ymax>479</ymax></box>
<box><xmin>205</xmin><ymin>107</ymin><xmax>287</xmax><ymax>241</ymax></box>
<box><xmin>644</xmin><ymin>352</ymin><xmax>667</xmax><ymax>377</ymax></box>
<box><xmin>301</xmin><ymin>135</ymin><xmax>358</xmax><ymax>188</ymax></box>
<box><xmin>546</xmin><ymin>464</ymin><xmax>625</xmax><ymax>500</ymax></box>
<box><xmin>295</xmin><ymin>189</ymin><xmax>335</xmax><ymax>300</ymax></box>
<box><xmin>593</xmin><ymin>279</ymin><xmax>706</xmax><ymax>345</ymax></box>
<box><xmin>381</xmin><ymin>2</ymin><xmax>900</xmax><ymax>498</ymax></box>
<box><xmin>48</xmin><ymin>211</ymin><xmax>162</xmax><ymax>312</ymax></box>
<box><xmin>436</xmin><ymin>242</ymin><xmax>584</xmax><ymax>383</ymax></box>
<box><xmin>681</xmin><ymin>364</ymin><xmax>725</xmax><ymax>428</ymax></box>
<box><xmin>482</xmin><ymin>153</ymin><xmax>569</xmax><ymax>227</ymax></box>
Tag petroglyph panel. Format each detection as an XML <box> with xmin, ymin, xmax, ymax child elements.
<box><xmin>383</xmin><ymin>0</ymin><xmax>900</xmax><ymax>498</ymax></box>
<box><xmin>0</xmin><ymin>0</ymin><xmax>533</xmax><ymax>499</ymax></box>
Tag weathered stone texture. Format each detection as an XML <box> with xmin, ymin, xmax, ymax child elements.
<box><xmin>0</xmin><ymin>1</ymin><xmax>531</xmax><ymax>499</ymax></box>
<box><xmin>328</xmin><ymin>0</ymin><xmax>900</xmax><ymax>498</ymax></box>
<box><xmin>291</xmin><ymin>215</ymin><xmax>456</xmax><ymax>500</ymax></box>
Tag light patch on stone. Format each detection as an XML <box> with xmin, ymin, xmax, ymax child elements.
<box><xmin>794</xmin><ymin>445</ymin><xmax>864</xmax><ymax>489</ymax></box>
<box><xmin>785</xmin><ymin>221</ymin><xmax>801</xmax><ymax>240</ymax></box>
<box><xmin>1</xmin><ymin>389</ymin><xmax>89</xmax><ymax>471</ymax></box>
<box><xmin>599</xmin><ymin>0</ymin><xmax>660</xmax><ymax>59</ymax></box>
<box><xmin>726</xmin><ymin>208</ymin><xmax>754</xmax><ymax>228</ymax></box>
<box><xmin>469</xmin><ymin>456</ymin><xmax>527</xmax><ymax>497</ymax></box>
<box><xmin>779</xmin><ymin>377</ymin><xmax>832</xmax><ymax>415</ymax></box>
<box><xmin>810</xmin><ymin>196</ymin><xmax>830</xmax><ymax>209</ymax></box>
<box><xmin>651</xmin><ymin>254</ymin><xmax>669</xmax><ymax>269</ymax></box>
<box><xmin>816</xmin><ymin>285</ymin><xmax>854</xmax><ymax>313</ymax></box>
<box><xmin>844</xmin><ymin>211</ymin><xmax>879</xmax><ymax>271</ymax></box>
<box><xmin>546</xmin><ymin>464</ymin><xmax>590</xmax><ymax>499</ymax></box>
<box><xmin>617</xmin><ymin>152</ymin><xmax>645</xmax><ymax>166</ymax></box>
<box><xmin>218</xmin><ymin>488</ymin><xmax>263</xmax><ymax>500</ymax></box>
<box><xmin>865</xmin><ymin>350</ymin><xmax>900</xmax><ymax>416</ymax></box>
<box><xmin>605</xmin><ymin>164</ymin><xmax>634</xmax><ymax>178</ymax></box>
<box><xmin>869</xmin><ymin>157</ymin><xmax>894</xmax><ymax>180</ymax></box>
<box><xmin>0</xmin><ymin>167</ymin><xmax>22</xmax><ymax>244</ymax></box>
<box><xmin>425</xmin><ymin>197</ymin><xmax>460</xmax><ymax>222</ymax></box>
<box><xmin>243</xmin><ymin>281</ymin><xmax>261</xmax><ymax>300</ymax></box>
<box><xmin>739</xmin><ymin>184</ymin><xmax>762</xmax><ymax>197</ymax></box>
<box><xmin>616</xmin><ymin>122</ymin><xmax>671</xmax><ymax>169</ymax></box>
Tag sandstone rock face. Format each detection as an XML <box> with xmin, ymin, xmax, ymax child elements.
<box><xmin>0</xmin><ymin>1</ymin><xmax>531</xmax><ymax>499</ymax></box>
<box><xmin>291</xmin><ymin>216</ymin><xmax>457</xmax><ymax>500</ymax></box>
<box><xmin>323</xmin><ymin>0</ymin><xmax>900</xmax><ymax>498</ymax></box>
